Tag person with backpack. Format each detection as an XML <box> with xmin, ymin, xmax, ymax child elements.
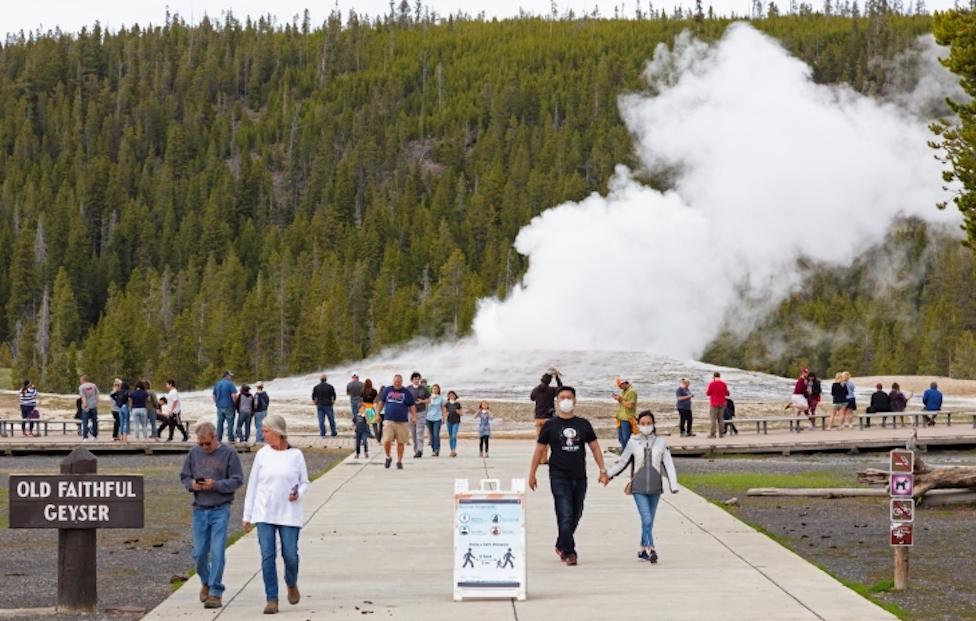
<box><xmin>723</xmin><ymin>398</ymin><xmax>738</xmax><ymax>435</ymax></box>
<box><xmin>606</xmin><ymin>410</ymin><xmax>679</xmax><ymax>563</ymax></box>
<box><xmin>254</xmin><ymin>382</ymin><xmax>270</xmax><ymax>443</ymax></box>
<box><xmin>236</xmin><ymin>384</ymin><xmax>257</xmax><ymax>443</ymax></box>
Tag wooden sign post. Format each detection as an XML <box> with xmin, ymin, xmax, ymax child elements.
<box><xmin>889</xmin><ymin>449</ymin><xmax>914</xmax><ymax>591</ymax></box>
<box><xmin>7</xmin><ymin>447</ymin><xmax>144</xmax><ymax>612</ymax></box>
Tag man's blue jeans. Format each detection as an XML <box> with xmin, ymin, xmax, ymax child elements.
<box><xmin>257</xmin><ymin>523</ymin><xmax>300</xmax><ymax>602</ymax></box>
<box><xmin>617</xmin><ymin>419</ymin><xmax>633</xmax><ymax>450</ymax></box>
<box><xmin>633</xmin><ymin>492</ymin><xmax>662</xmax><ymax>548</ymax></box>
<box><xmin>549</xmin><ymin>475</ymin><xmax>587</xmax><ymax>557</ymax></box>
<box><xmin>254</xmin><ymin>410</ymin><xmax>268</xmax><ymax>443</ymax></box>
<box><xmin>82</xmin><ymin>408</ymin><xmax>98</xmax><ymax>439</ymax></box>
<box><xmin>216</xmin><ymin>407</ymin><xmax>236</xmax><ymax>442</ymax></box>
<box><xmin>192</xmin><ymin>503</ymin><xmax>231</xmax><ymax>597</ymax></box>
<box><xmin>426</xmin><ymin>419</ymin><xmax>442</xmax><ymax>453</ymax></box>
<box><xmin>447</xmin><ymin>422</ymin><xmax>460</xmax><ymax>451</ymax></box>
<box><xmin>317</xmin><ymin>405</ymin><xmax>336</xmax><ymax>437</ymax></box>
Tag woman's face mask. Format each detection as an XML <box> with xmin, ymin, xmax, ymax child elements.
<box><xmin>639</xmin><ymin>424</ymin><xmax>655</xmax><ymax>435</ymax></box>
<box><xmin>558</xmin><ymin>399</ymin><xmax>575</xmax><ymax>414</ymax></box>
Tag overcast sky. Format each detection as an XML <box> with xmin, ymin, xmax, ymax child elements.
<box><xmin>2</xmin><ymin>0</ymin><xmax>957</xmax><ymax>38</ymax></box>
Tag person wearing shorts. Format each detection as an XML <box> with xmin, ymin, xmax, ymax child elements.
<box><xmin>828</xmin><ymin>372</ymin><xmax>848</xmax><ymax>430</ymax></box>
<box><xmin>379</xmin><ymin>375</ymin><xmax>416</xmax><ymax>470</ymax></box>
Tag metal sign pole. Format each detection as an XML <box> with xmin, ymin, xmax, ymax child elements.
<box><xmin>57</xmin><ymin>448</ymin><xmax>98</xmax><ymax>612</ymax></box>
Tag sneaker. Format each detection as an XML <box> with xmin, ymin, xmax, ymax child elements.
<box><xmin>433</xmin><ymin>450</ymin><xmax>439</xmax><ymax>457</ymax></box>
<box><xmin>199</xmin><ymin>585</ymin><xmax>209</xmax><ymax>602</ymax></box>
<box><xmin>638</xmin><ymin>550</ymin><xmax>651</xmax><ymax>562</ymax></box>
<box><xmin>263</xmin><ymin>599</ymin><xmax>278</xmax><ymax>614</ymax></box>
<box><xmin>355</xmin><ymin>453</ymin><xmax>360</xmax><ymax>459</ymax></box>
<box><xmin>554</xmin><ymin>547</ymin><xmax>565</xmax><ymax>561</ymax></box>
<box><xmin>648</xmin><ymin>550</ymin><xmax>658</xmax><ymax>564</ymax></box>
<box><xmin>287</xmin><ymin>585</ymin><xmax>300</xmax><ymax>605</ymax></box>
<box><xmin>563</xmin><ymin>553</ymin><xmax>578</xmax><ymax>566</ymax></box>
<box><xmin>204</xmin><ymin>596</ymin><xmax>223</xmax><ymax>609</ymax></box>
<box><xmin>385</xmin><ymin>457</ymin><xmax>392</xmax><ymax>469</ymax></box>
<box><xmin>688</xmin><ymin>432</ymin><xmax>697</xmax><ymax>437</ymax></box>
<box><xmin>396</xmin><ymin>462</ymin><xmax>403</xmax><ymax>470</ymax></box>
<box><xmin>451</xmin><ymin>451</ymin><xmax>457</xmax><ymax>457</ymax></box>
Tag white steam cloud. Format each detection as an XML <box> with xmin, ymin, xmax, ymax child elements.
<box><xmin>473</xmin><ymin>23</ymin><xmax>960</xmax><ymax>358</ymax></box>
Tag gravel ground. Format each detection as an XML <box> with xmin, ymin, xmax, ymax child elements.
<box><xmin>0</xmin><ymin>449</ymin><xmax>348</xmax><ymax>620</ymax></box>
<box><xmin>676</xmin><ymin>450</ymin><xmax>976</xmax><ymax>621</ymax></box>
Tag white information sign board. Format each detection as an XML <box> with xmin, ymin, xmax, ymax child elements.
<box><xmin>453</xmin><ymin>478</ymin><xmax>526</xmax><ymax>601</ymax></box>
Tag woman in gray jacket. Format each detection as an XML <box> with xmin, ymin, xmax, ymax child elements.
<box><xmin>607</xmin><ymin>410</ymin><xmax>679</xmax><ymax>563</ymax></box>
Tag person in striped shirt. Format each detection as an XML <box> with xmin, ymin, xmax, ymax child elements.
<box><xmin>19</xmin><ymin>379</ymin><xmax>38</xmax><ymax>437</ymax></box>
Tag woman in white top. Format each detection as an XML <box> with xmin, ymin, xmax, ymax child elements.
<box><xmin>19</xmin><ymin>379</ymin><xmax>38</xmax><ymax>437</ymax></box>
<box><xmin>606</xmin><ymin>410</ymin><xmax>679</xmax><ymax>564</ymax></box>
<box><xmin>243</xmin><ymin>414</ymin><xmax>309</xmax><ymax>615</ymax></box>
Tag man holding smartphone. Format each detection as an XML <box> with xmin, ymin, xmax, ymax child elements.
<box><xmin>180</xmin><ymin>422</ymin><xmax>244</xmax><ymax>609</ymax></box>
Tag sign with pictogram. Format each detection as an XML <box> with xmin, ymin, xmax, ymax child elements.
<box><xmin>889</xmin><ymin>473</ymin><xmax>914</xmax><ymax>497</ymax></box>
<box><xmin>890</xmin><ymin>498</ymin><xmax>914</xmax><ymax>523</ymax></box>
<box><xmin>890</xmin><ymin>522</ymin><xmax>913</xmax><ymax>546</ymax></box>
<box><xmin>889</xmin><ymin>449</ymin><xmax>914</xmax><ymax>474</ymax></box>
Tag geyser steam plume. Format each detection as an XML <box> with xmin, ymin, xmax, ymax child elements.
<box><xmin>473</xmin><ymin>24</ymin><xmax>959</xmax><ymax>359</ymax></box>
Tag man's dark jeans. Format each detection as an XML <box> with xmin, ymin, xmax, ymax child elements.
<box><xmin>550</xmin><ymin>475</ymin><xmax>587</xmax><ymax>557</ymax></box>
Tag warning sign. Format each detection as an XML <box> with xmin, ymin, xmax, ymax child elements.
<box><xmin>889</xmin><ymin>450</ymin><xmax>914</xmax><ymax>474</ymax></box>
<box><xmin>890</xmin><ymin>523</ymin><xmax>913</xmax><ymax>546</ymax></box>
<box><xmin>889</xmin><ymin>473</ymin><xmax>914</xmax><ymax>498</ymax></box>
<box><xmin>890</xmin><ymin>499</ymin><xmax>914</xmax><ymax>523</ymax></box>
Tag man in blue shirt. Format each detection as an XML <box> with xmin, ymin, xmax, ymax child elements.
<box><xmin>379</xmin><ymin>374</ymin><xmax>416</xmax><ymax>470</ymax></box>
<box><xmin>921</xmin><ymin>381</ymin><xmax>943</xmax><ymax>427</ymax></box>
<box><xmin>212</xmin><ymin>370</ymin><xmax>239</xmax><ymax>443</ymax></box>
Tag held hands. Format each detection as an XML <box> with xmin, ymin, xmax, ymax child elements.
<box><xmin>598</xmin><ymin>472</ymin><xmax>610</xmax><ymax>486</ymax></box>
<box><xmin>289</xmin><ymin>490</ymin><xmax>299</xmax><ymax>502</ymax></box>
<box><xmin>243</xmin><ymin>521</ymin><xmax>253</xmax><ymax>533</ymax></box>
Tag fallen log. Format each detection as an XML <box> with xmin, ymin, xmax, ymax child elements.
<box><xmin>856</xmin><ymin>446</ymin><xmax>976</xmax><ymax>499</ymax></box>
<box><xmin>747</xmin><ymin>487</ymin><xmax>976</xmax><ymax>500</ymax></box>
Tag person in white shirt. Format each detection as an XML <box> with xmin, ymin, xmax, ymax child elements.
<box><xmin>243</xmin><ymin>414</ymin><xmax>309</xmax><ymax>615</ymax></box>
<box><xmin>159</xmin><ymin>379</ymin><xmax>188</xmax><ymax>442</ymax></box>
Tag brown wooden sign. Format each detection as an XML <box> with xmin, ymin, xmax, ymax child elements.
<box><xmin>9</xmin><ymin>474</ymin><xmax>144</xmax><ymax>529</ymax></box>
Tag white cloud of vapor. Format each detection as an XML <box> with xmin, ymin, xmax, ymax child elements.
<box><xmin>472</xmin><ymin>23</ymin><xmax>960</xmax><ymax>359</ymax></box>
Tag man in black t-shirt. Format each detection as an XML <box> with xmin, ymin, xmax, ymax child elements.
<box><xmin>528</xmin><ymin>386</ymin><xmax>609</xmax><ymax>566</ymax></box>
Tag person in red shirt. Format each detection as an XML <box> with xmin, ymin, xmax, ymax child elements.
<box><xmin>705</xmin><ymin>372</ymin><xmax>730</xmax><ymax>439</ymax></box>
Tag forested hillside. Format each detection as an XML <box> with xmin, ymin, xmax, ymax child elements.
<box><xmin>0</xmin><ymin>8</ymin><xmax>940</xmax><ymax>390</ymax></box>
<box><xmin>703</xmin><ymin>220</ymin><xmax>976</xmax><ymax>379</ymax></box>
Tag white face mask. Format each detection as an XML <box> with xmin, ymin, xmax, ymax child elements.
<box><xmin>558</xmin><ymin>399</ymin><xmax>574</xmax><ymax>414</ymax></box>
<box><xmin>639</xmin><ymin>425</ymin><xmax>655</xmax><ymax>435</ymax></box>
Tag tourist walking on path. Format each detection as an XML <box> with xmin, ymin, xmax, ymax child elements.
<box><xmin>828</xmin><ymin>373</ymin><xmax>848</xmax><ymax>430</ymax></box>
<box><xmin>445</xmin><ymin>391</ymin><xmax>463</xmax><ymax>457</ymax></box>
<box><xmin>407</xmin><ymin>372</ymin><xmax>430</xmax><ymax>458</ymax></box>
<box><xmin>213</xmin><ymin>371</ymin><xmax>239</xmax><ymax>443</ymax></box>
<box><xmin>612</xmin><ymin>378</ymin><xmax>638</xmax><ymax>451</ymax></box>
<box><xmin>528</xmin><ymin>386</ymin><xmax>609</xmax><ymax>566</ymax></box>
<box><xmin>353</xmin><ymin>405</ymin><xmax>370</xmax><ymax>459</ymax></box>
<box><xmin>114</xmin><ymin>379</ymin><xmax>131</xmax><ymax>443</ymax></box>
<box><xmin>19</xmin><ymin>379</ymin><xmax>38</xmax><ymax>437</ymax></box>
<box><xmin>311</xmin><ymin>375</ymin><xmax>337</xmax><ymax>437</ymax></box>
<box><xmin>180</xmin><ymin>422</ymin><xmax>244</xmax><ymax>609</ymax></box>
<box><xmin>886</xmin><ymin>383</ymin><xmax>913</xmax><ymax>428</ymax></box>
<box><xmin>842</xmin><ymin>372</ymin><xmax>857</xmax><ymax>428</ymax></box>
<box><xmin>346</xmin><ymin>374</ymin><xmax>364</xmax><ymax>418</ymax></box>
<box><xmin>145</xmin><ymin>379</ymin><xmax>161</xmax><ymax>440</ymax></box>
<box><xmin>243</xmin><ymin>414</ymin><xmax>309</xmax><ymax>615</ymax></box>
<box><xmin>477</xmin><ymin>401</ymin><xmax>492</xmax><ymax>458</ymax></box>
<box><xmin>235</xmin><ymin>384</ymin><xmax>257</xmax><ymax>442</ymax></box>
<box><xmin>254</xmin><ymin>382</ymin><xmax>270</xmax><ymax>443</ymax></box>
<box><xmin>361</xmin><ymin>379</ymin><xmax>379</xmax><ymax>440</ymax></box>
<box><xmin>159</xmin><ymin>379</ymin><xmax>189</xmax><ymax>442</ymax></box>
<box><xmin>705</xmin><ymin>372</ymin><xmax>730</xmax><ymax>439</ymax></box>
<box><xmin>78</xmin><ymin>375</ymin><xmax>99</xmax><ymax>441</ymax></box>
<box><xmin>128</xmin><ymin>381</ymin><xmax>151</xmax><ymax>440</ymax></box>
<box><xmin>922</xmin><ymin>382</ymin><xmax>943</xmax><ymax>427</ymax></box>
<box><xmin>606</xmin><ymin>410</ymin><xmax>679</xmax><ymax>563</ymax></box>
<box><xmin>379</xmin><ymin>374</ymin><xmax>416</xmax><ymax>470</ymax></box>
<box><xmin>676</xmin><ymin>379</ymin><xmax>694</xmax><ymax>437</ymax></box>
<box><xmin>427</xmin><ymin>384</ymin><xmax>446</xmax><ymax>457</ymax></box>
<box><xmin>530</xmin><ymin>369</ymin><xmax>562</xmax><ymax>464</ymax></box>
<box><xmin>806</xmin><ymin>372</ymin><xmax>822</xmax><ymax>429</ymax></box>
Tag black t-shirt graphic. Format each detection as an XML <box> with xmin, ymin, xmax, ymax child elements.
<box><xmin>538</xmin><ymin>416</ymin><xmax>597</xmax><ymax>480</ymax></box>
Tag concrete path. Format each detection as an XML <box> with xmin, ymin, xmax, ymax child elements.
<box><xmin>145</xmin><ymin>439</ymin><xmax>894</xmax><ymax>620</ymax></box>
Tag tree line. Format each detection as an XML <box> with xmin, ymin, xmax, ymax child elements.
<box><xmin>0</xmin><ymin>9</ymin><xmax>939</xmax><ymax>391</ymax></box>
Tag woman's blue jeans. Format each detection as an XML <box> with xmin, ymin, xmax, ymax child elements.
<box><xmin>257</xmin><ymin>523</ymin><xmax>301</xmax><ymax>602</ymax></box>
<box><xmin>633</xmin><ymin>492</ymin><xmax>662</xmax><ymax>548</ymax></box>
<box><xmin>119</xmin><ymin>404</ymin><xmax>131</xmax><ymax>435</ymax></box>
<box><xmin>426</xmin><ymin>419</ymin><xmax>442</xmax><ymax>452</ymax></box>
<box><xmin>447</xmin><ymin>422</ymin><xmax>460</xmax><ymax>451</ymax></box>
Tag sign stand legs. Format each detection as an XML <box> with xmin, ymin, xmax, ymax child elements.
<box><xmin>57</xmin><ymin>449</ymin><xmax>98</xmax><ymax>612</ymax></box>
<box><xmin>894</xmin><ymin>547</ymin><xmax>909</xmax><ymax>591</ymax></box>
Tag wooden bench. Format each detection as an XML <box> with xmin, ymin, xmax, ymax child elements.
<box><xmin>733</xmin><ymin>413</ymin><xmax>829</xmax><ymax>434</ymax></box>
<box><xmin>6</xmin><ymin>416</ymin><xmax>197</xmax><ymax>438</ymax></box>
<box><xmin>857</xmin><ymin>411</ymin><xmax>976</xmax><ymax>429</ymax></box>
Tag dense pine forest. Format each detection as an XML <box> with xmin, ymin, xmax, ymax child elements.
<box><xmin>0</xmin><ymin>7</ymin><xmax>954</xmax><ymax>390</ymax></box>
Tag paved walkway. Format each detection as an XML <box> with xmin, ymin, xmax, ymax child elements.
<box><xmin>145</xmin><ymin>439</ymin><xmax>894</xmax><ymax>621</ymax></box>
